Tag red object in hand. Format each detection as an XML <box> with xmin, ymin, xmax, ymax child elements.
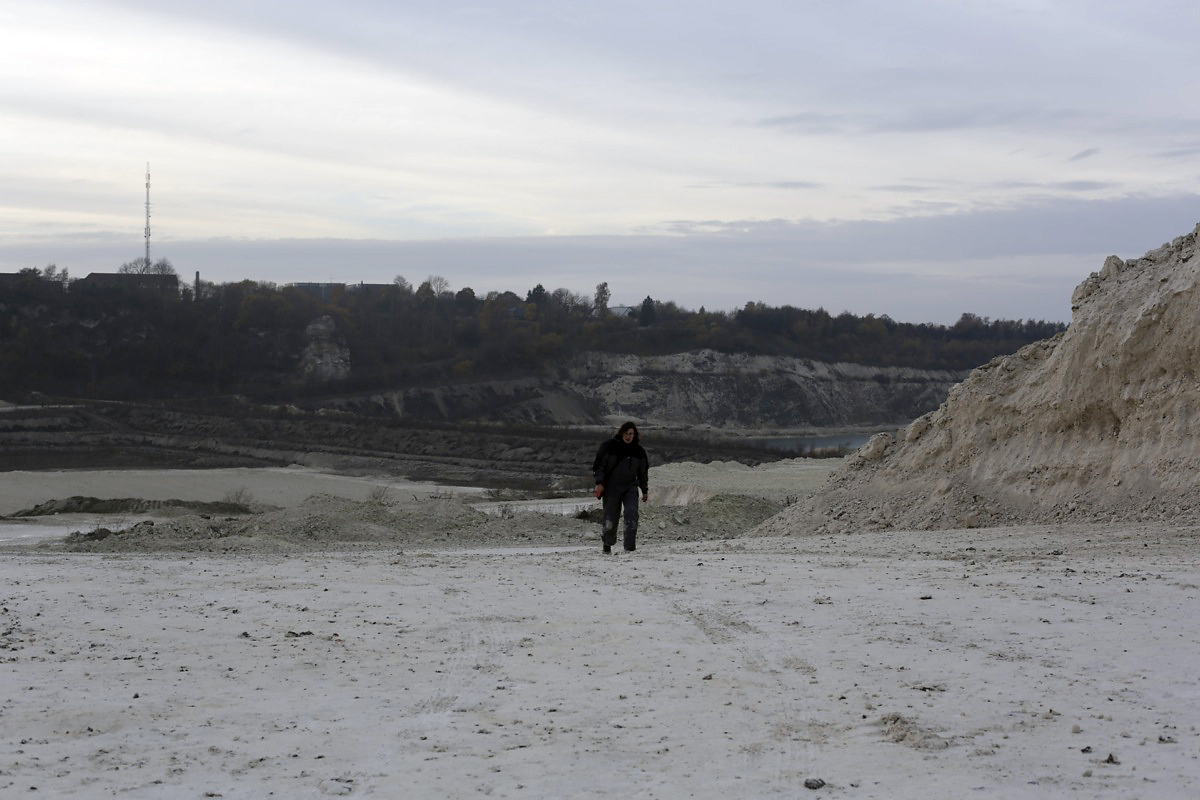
<box><xmin>594</xmin><ymin>484</ymin><xmax>604</xmax><ymax>499</ymax></box>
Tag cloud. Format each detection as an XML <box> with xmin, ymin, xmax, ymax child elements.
<box><xmin>992</xmin><ymin>180</ymin><xmax>1113</xmax><ymax>193</ymax></box>
<box><xmin>757</xmin><ymin>107</ymin><xmax>1096</xmax><ymax>137</ymax></box>
<box><xmin>755</xmin><ymin>111</ymin><xmax>855</xmax><ymax>136</ymax></box>
<box><xmin>754</xmin><ymin>181</ymin><xmax>824</xmax><ymax>190</ymax></box>
<box><xmin>1053</xmin><ymin>181</ymin><xmax>1111</xmax><ymax>192</ymax></box>
<box><xmin>650</xmin><ymin>193</ymin><xmax>1200</xmax><ymax>261</ymax></box>
<box><xmin>873</xmin><ymin>184</ymin><xmax>937</xmax><ymax>193</ymax></box>
<box><xmin>1153</xmin><ymin>145</ymin><xmax>1200</xmax><ymax>160</ymax></box>
<box><xmin>4</xmin><ymin>1</ymin><xmax>1200</xmax><ymax>329</ymax></box>
<box><xmin>688</xmin><ymin>181</ymin><xmax>824</xmax><ymax>191</ymax></box>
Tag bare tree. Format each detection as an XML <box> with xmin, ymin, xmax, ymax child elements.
<box><xmin>426</xmin><ymin>274</ymin><xmax>451</xmax><ymax>296</ymax></box>
<box><xmin>553</xmin><ymin>287</ymin><xmax>589</xmax><ymax>314</ymax></box>
<box><xmin>119</xmin><ymin>257</ymin><xmax>176</xmax><ymax>276</ymax></box>
<box><xmin>41</xmin><ymin>263</ymin><xmax>69</xmax><ymax>285</ymax></box>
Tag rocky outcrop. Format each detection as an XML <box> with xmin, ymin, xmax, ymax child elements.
<box><xmin>757</xmin><ymin>222</ymin><xmax>1200</xmax><ymax>534</ymax></box>
<box><xmin>339</xmin><ymin>351</ymin><xmax>965</xmax><ymax>429</ymax></box>
<box><xmin>299</xmin><ymin>316</ymin><xmax>351</xmax><ymax>383</ymax></box>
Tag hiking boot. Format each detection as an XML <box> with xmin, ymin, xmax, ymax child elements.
<box><xmin>602</xmin><ymin>544</ymin><xmax>612</xmax><ymax>554</ymax></box>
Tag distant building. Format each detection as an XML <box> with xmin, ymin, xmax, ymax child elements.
<box><xmin>346</xmin><ymin>282</ymin><xmax>394</xmax><ymax>293</ymax></box>
<box><xmin>0</xmin><ymin>272</ymin><xmax>65</xmax><ymax>292</ymax></box>
<box><xmin>0</xmin><ymin>272</ymin><xmax>54</xmax><ymax>301</ymax></box>
<box><xmin>289</xmin><ymin>282</ymin><xmax>345</xmax><ymax>301</ymax></box>
<box><xmin>74</xmin><ymin>272</ymin><xmax>179</xmax><ymax>296</ymax></box>
<box><xmin>608</xmin><ymin>305</ymin><xmax>637</xmax><ymax>318</ymax></box>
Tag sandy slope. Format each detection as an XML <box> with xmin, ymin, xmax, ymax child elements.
<box><xmin>3</xmin><ymin>523</ymin><xmax>1198</xmax><ymax>799</ymax></box>
<box><xmin>760</xmin><ymin>223</ymin><xmax>1200</xmax><ymax>535</ymax></box>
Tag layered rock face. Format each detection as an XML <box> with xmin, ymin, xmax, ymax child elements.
<box><xmin>568</xmin><ymin>352</ymin><xmax>960</xmax><ymax>429</ymax></box>
<box><xmin>351</xmin><ymin>351</ymin><xmax>964</xmax><ymax>429</ymax></box>
<box><xmin>758</xmin><ymin>223</ymin><xmax>1200</xmax><ymax>534</ymax></box>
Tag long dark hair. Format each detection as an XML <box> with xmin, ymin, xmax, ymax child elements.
<box><xmin>614</xmin><ymin>421</ymin><xmax>640</xmax><ymax>444</ymax></box>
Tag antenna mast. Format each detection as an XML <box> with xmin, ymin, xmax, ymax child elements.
<box><xmin>144</xmin><ymin>163</ymin><xmax>151</xmax><ymax>268</ymax></box>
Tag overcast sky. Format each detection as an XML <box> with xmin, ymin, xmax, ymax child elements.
<box><xmin>2</xmin><ymin>0</ymin><xmax>1199</xmax><ymax>323</ymax></box>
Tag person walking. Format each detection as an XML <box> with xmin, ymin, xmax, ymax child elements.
<box><xmin>591</xmin><ymin>421</ymin><xmax>650</xmax><ymax>554</ymax></box>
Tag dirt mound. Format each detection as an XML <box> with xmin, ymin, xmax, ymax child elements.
<box><xmin>57</xmin><ymin>494</ymin><xmax>591</xmax><ymax>554</ymax></box>
<box><xmin>10</xmin><ymin>496</ymin><xmax>252</xmax><ymax>517</ymax></box>
<box><xmin>758</xmin><ymin>222</ymin><xmax>1200</xmax><ymax>535</ymax></box>
<box><xmin>51</xmin><ymin>488</ymin><xmax>792</xmax><ymax>554</ymax></box>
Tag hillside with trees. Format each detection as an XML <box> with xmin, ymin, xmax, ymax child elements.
<box><xmin>0</xmin><ymin>267</ymin><xmax>1064</xmax><ymax>401</ymax></box>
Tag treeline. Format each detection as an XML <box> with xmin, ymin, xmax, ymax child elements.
<box><xmin>0</xmin><ymin>268</ymin><xmax>1065</xmax><ymax>400</ymax></box>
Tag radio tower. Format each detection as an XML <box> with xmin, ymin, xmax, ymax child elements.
<box><xmin>144</xmin><ymin>164</ymin><xmax>151</xmax><ymax>268</ymax></box>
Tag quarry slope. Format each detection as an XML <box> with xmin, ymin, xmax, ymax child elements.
<box><xmin>349</xmin><ymin>350</ymin><xmax>964</xmax><ymax>429</ymax></box>
<box><xmin>757</xmin><ymin>222</ymin><xmax>1200</xmax><ymax>534</ymax></box>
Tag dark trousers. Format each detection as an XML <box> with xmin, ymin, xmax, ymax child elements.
<box><xmin>602</xmin><ymin>482</ymin><xmax>640</xmax><ymax>551</ymax></box>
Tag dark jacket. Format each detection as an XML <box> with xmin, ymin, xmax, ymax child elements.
<box><xmin>592</xmin><ymin>438</ymin><xmax>649</xmax><ymax>493</ymax></box>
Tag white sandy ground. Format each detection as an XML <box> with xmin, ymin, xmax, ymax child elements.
<box><xmin>2</xmin><ymin>466</ymin><xmax>1199</xmax><ymax>798</ymax></box>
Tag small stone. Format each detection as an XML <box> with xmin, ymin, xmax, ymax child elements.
<box><xmin>804</xmin><ymin>777</ymin><xmax>825</xmax><ymax>790</ymax></box>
